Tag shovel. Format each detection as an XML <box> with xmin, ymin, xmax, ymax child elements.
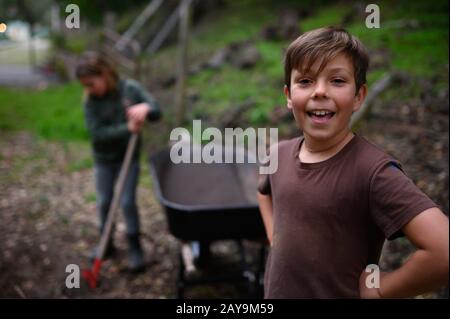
<box><xmin>82</xmin><ymin>133</ymin><xmax>139</xmax><ymax>289</ymax></box>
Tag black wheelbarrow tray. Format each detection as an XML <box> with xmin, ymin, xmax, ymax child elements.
<box><xmin>148</xmin><ymin>143</ymin><xmax>267</xmax><ymax>297</ymax></box>
<box><xmin>149</xmin><ymin>145</ymin><xmax>266</xmax><ymax>241</ymax></box>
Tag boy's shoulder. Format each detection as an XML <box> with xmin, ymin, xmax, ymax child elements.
<box><xmin>277</xmin><ymin>134</ymin><xmax>401</xmax><ymax>169</ymax></box>
<box><xmin>273</xmin><ymin>135</ymin><xmax>302</xmax><ymax>155</ymax></box>
<box><xmin>352</xmin><ymin>134</ymin><xmax>403</xmax><ymax>173</ymax></box>
<box><xmin>353</xmin><ymin>135</ymin><xmax>396</xmax><ymax>159</ymax></box>
<box><xmin>271</xmin><ymin>134</ymin><xmax>401</xmax><ymax>172</ymax></box>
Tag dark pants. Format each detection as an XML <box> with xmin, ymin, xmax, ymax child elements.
<box><xmin>94</xmin><ymin>161</ymin><xmax>140</xmax><ymax>237</ymax></box>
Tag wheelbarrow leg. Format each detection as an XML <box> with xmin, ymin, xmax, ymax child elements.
<box><xmin>236</xmin><ymin>240</ymin><xmax>256</xmax><ymax>298</ymax></box>
<box><xmin>255</xmin><ymin>243</ymin><xmax>267</xmax><ymax>298</ymax></box>
<box><xmin>196</xmin><ymin>240</ymin><xmax>211</xmax><ymax>267</ymax></box>
<box><xmin>177</xmin><ymin>250</ymin><xmax>185</xmax><ymax>299</ymax></box>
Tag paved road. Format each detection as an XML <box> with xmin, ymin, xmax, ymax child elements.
<box><xmin>0</xmin><ymin>38</ymin><xmax>54</xmax><ymax>89</ymax></box>
<box><xmin>0</xmin><ymin>64</ymin><xmax>51</xmax><ymax>88</ymax></box>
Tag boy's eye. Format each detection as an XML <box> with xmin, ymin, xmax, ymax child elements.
<box><xmin>298</xmin><ymin>79</ymin><xmax>313</xmax><ymax>85</ymax></box>
<box><xmin>332</xmin><ymin>78</ymin><xmax>346</xmax><ymax>84</ymax></box>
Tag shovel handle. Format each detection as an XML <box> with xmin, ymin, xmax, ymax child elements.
<box><xmin>97</xmin><ymin>133</ymin><xmax>139</xmax><ymax>260</ymax></box>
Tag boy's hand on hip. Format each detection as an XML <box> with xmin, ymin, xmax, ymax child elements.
<box><xmin>127</xmin><ymin>103</ymin><xmax>150</xmax><ymax>123</ymax></box>
<box><xmin>359</xmin><ymin>269</ymin><xmax>385</xmax><ymax>299</ymax></box>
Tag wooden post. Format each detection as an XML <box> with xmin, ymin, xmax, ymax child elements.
<box><xmin>145</xmin><ymin>3</ymin><xmax>183</xmax><ymax>55</ymax></box>
<box><xmin>175</xmin><ymin>0</ymin><xmax>192</xmax><ymax>126</ymax></box>
<box><xmin>116</xmin><ymin>0</ymin><xmax>163</xmax><ymax>51</ymax></box>
<box><xmin>135</xmin><ymin>57</ymin><xmax>141</xmax><ymax>81</ymax></box>
<box><xmin>350</xmin><ymin>73</ymin><xmax>394</xmax><ymax>130</ymax></box>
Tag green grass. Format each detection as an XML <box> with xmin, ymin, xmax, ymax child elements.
<box><xmin>347</xmin><ymin>1</ymin><xmax>448</xmax><ymax>78</ymax></box>
<box><xmin>301</xmin><ymin>4</ymin><xmax>351</xmax><ymax>31</ymax></box>
<box><xmin>84</xmin><ymin>192</ymin><xmax>96</xmax><ymax>203</ymax></box>
<box><xmin>68</xmin><ymin>156</ymin><xmax>94</xmax><ymax>172</ymax></box>
<box><xmin>0</xmin><ymin>82</ymin><xmax>88</xmax><ymax>141</ymax></box>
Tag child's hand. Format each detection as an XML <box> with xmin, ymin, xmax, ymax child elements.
<box><xmin>127</xmin><ymin>103</ymin><xmax>150</xmax><ymax>123</ymax></box>
<box><xmin>359</xmin><ymin>269</ymin><xmax>385</xmax><ymax>299</ymax></box>
<box><xmin>127</xmin><ymin>118</ymin><xmax>144</xmax><ymax>133</ymax></box>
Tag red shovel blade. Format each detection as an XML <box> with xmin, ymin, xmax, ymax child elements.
<box><xmin>82</xmin><ymin>258</ymin><xmax>103</xmax><ymax>289</ymax></box>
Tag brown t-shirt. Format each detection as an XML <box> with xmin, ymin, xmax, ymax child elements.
<box><xmin>258</xmin><ymin>134</ymin><xmax>438</xmax><ymax>298</ymax></box>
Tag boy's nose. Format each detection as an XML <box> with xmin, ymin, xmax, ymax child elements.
<box><xmin>311</xmin><ymin>82</ymin><xmax>328</xmax><ymax>99</ymax></box>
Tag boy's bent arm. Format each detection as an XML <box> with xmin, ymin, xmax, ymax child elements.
<box><xmin>258</xmin><ymin>192</ymin><xmax>274</xmax><ymax>245</ymax></box>
<box><xmin>362</xmin><ymin>207</ymin><xmax>449</xmax><ymax>298</ymax></box>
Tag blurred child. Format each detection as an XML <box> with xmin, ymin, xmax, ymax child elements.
<box><xmin>76</xmin><ymin>52</ymin><xmax>161</xmax><ymax>272</ymax></box>
<box><xmin>258</xmin><ymin>27</ymin><xmax>449</xmax><ymax>298</ymax></box>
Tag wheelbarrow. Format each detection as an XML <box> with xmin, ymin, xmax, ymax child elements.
<box><xmin>149</xmin><ymin>142</ymin><xmax>267</xmax><ymax>298</ymax></box>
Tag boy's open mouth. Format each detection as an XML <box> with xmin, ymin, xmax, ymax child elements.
<box><xmin>306</xmin><ymin>110</ymin><xmax>336</xmax><ymax>124</ymax></box>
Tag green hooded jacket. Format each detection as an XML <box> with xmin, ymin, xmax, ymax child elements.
<box><xmin>83</xmin><ymin>78</ymin><xmax>161</xmax><ymax>163</ymax></box>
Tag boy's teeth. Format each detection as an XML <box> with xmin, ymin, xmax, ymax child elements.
<box><xmin>311</xmin><ymin>110</ymin><xmax>331</xmax><ymax>116</ymax></box>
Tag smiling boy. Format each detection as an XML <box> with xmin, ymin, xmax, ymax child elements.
<box><xmin>257</xmin><ymin>26</ymin><xmax>449</xmax><ymax>298</ymax></box>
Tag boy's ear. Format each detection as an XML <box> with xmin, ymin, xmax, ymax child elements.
<box><xmin>353</xmin><ymin>84</ymin><xmax>367</xmax><ymax>112</ymax></box>
<box><xmin>284</xmin><ymin>85</ymin><xmax>293</xmax><ymax>110</ymax></box>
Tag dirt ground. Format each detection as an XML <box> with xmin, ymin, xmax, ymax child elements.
<box><xmin>0</xmin><ymin>131</ymin><xmax>264</xmax><ymax>299</ymax></box>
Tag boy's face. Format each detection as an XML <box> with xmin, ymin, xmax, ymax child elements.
<box><xmin>284</xmin><ymin>53</ymin><xmax>366</xmax><ymax>142</ymax></box>
<box><xmin>79</xmin><ymin>75</ymin><xmax>108</xmax><ymax>97</ymax></box>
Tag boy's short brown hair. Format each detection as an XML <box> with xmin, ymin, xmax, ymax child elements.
<box><xmin>284</xmin><ymin>26</ymin><xmax>369</xmax><ymax>94</ymax></box>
